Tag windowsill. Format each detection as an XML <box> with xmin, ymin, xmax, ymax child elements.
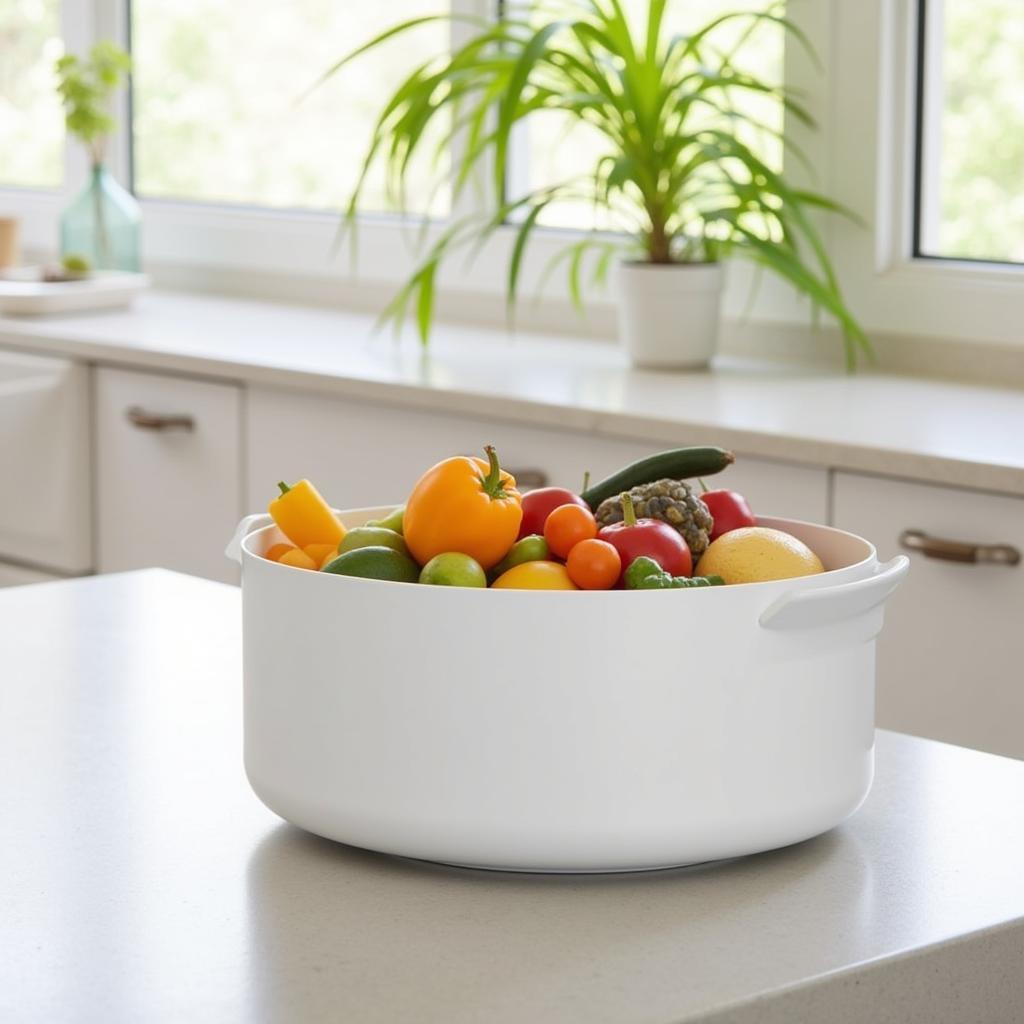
<box><xmin>0</xmin><ymin>285</ymin><xmax>1021</xmax><ymax>497</ymax></box>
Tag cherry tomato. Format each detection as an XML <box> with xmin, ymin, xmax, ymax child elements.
<box><xmin>566</xmin><ymin>538</ymin><xmax>621</xmax><ymax>590</ymax></box>
<box><xmin>518</xmin><ymin>487</ymin><xmax>588</xmax><ymax>539</ymax></box>
<box><xmin>544</xmin><ymin>503</ymin><xmax>598</xmax><ymax>559</ymax></box>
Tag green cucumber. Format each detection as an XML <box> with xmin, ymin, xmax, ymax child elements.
<box><xmin>582</xmin><ymin>447</ymin><xmax>734</xmax><ymax>510</ymax></box>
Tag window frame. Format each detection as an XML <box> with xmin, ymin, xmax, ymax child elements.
<box><xmin>3</xmin><ymin>0</ymin><xmax>1022</xmax><ymax>349</ymax></box>
<box><xmin>910</xmin><ymin>0</ymin><xmax>1024</xmax><ymax>269</ymax></box>
<box><xmin>826</xmin><ymin>0</ymin><xmax>1024</xmax><ymax>349</ymax></box>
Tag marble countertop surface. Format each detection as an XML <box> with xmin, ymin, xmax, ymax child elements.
<box><xmin>2</xmin><ymin>568</ymin><xmax>1023</xmax><ymax>1023</ymax></box>
<box><xmin>1</xmin><ymin>290</ymin><xmax>1022</xmax><ymax>496</ymax></box>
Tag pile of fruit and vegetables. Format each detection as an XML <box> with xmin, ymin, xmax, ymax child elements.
<box><xmin>260</xmin><ymin>445</ymin><xmax>826</xmax><ymax>590</ymax></box>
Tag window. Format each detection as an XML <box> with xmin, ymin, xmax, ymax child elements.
<box><xmin>914</xmin><ymin>0</ymin><xmax>1024</xmax><ymax>263</ymax></box>
<box><xmin>509</xmin><ymin>0</ymin><xmax>786</xmax><ymax>230</ymax></box>
<box><xmin>0</xmin><ymin>0</ymin><xmax>64</xmax><ymax>188</ymax></box>
<box><xmin>130</xmin><ymin>0</ymin><xmax>450</xmax><ymax>214</ymax></box>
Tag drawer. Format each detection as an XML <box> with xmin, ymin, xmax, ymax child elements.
<box><xmin>833</xmin><ymin>471</ymin><xmax>1024</xmax><ymax>758</ymax></box>
<box><xmin>246</xmin><ymin>386</ymin><xmax>828</xmax><ymax>522</ymax></box>
<box><xmin>95</xmin><ymin>367</ymin><xmax>242</xmax><ymax>583</ymax></box>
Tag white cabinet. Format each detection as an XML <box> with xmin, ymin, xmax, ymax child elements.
<box><xmin>0</xmin><ymin>350</ymin><xmax>91</xmax><ymax>573</ymax></box>
<box><xmin>834</xmin><ymin>472</ymin><xmax>1024</xmax><ymax>759</ymax></box>
<box><xmin>246</xmin><ymin>386</ymin><xmax>828</xmax><ymax>522</ymax></box>
<box><xmin>95</xmin><ymin>368</ymin><xmax>242</xmax><ymax>584</ymax></box>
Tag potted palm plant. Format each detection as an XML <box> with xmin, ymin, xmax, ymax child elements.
<box><xmin>324</xmin><ymin>0</ymin><xmax>869</xmax><ymax>370</ymax></box>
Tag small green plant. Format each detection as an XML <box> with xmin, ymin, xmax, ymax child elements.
<box><xmin>320</xmin><ymin>0</ymin><xmax>870</xmax><ymax>368</ymax></box>
<box><xmin>55</xmin><ymin>41</ymin><xmax>131</xmax><ymax>167</ymax></box>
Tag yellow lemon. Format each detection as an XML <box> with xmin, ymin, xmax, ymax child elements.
<box><xmin>490</xmin><ymin>561</ymin><xmax>578</xmax><ymax>590</ymax></box>
<box><xmin>695</xmin><ymin>527</ymin><xmax>824</xmax><ymax>584</ymax></box>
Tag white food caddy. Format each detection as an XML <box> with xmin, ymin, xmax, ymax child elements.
<box><xmin>227</xmin><ymin>508</ymin><xmax>908</xmax><ymax>873</ymax></box>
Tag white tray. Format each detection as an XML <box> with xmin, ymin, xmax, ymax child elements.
<box><xmin>0</xmin><ymin>269</ymin><xmax>149</xmax><ymax>315</ymax></box>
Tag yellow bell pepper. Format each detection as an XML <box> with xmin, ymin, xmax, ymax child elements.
<box><xmin>303</xmin><ymin>542</ymin><xmax>338</xmax><ymax>565</ymax></box>
<box><xmin>263</xmin><ymin>542</ymin><xmax>296</xmax><ymax>563</ymax></box>
<box><xmin>278</xmin><ymin>547</ymin><xmax>317</xmax><ymax>571</ymax></box>
<box><xmin>268</xmin><ymin>480</ymin><xmax>346</xmax><ymax>549</ymax></box>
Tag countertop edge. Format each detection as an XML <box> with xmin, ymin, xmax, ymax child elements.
<box><xmin>694</xmin><ymin>915</ymin><xmax>1024</xmax><ymax>1024</ymax></box>
<box><xmin>2</xmin><ymin>315</ymin><xmax>1022</xmax><ymax>499</ymax></box>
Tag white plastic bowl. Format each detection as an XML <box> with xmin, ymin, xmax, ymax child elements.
<box><xmin>227</xmin><ymin>508</ymin><xmax>908</xmax><ymax>873</ymax></box>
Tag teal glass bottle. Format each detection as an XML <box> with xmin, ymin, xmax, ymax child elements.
<box><xmin>60</xmin><ymin>164</ymin><xmax>141</xmax><ymax>272</ymax></box>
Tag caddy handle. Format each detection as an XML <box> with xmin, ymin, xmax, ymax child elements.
<box><xmin>225</xmin><ymin>513</ymin><xmax>274</xmax><ymax>565</ymax></box>
<box><xmin>758</xmin><ymin>556</ymin><xmax>909</xmax><ymax>631</ymax></box>
<box><xmin>126</xmin><ymin>406</ymin><xmax>195</xmax><ymax>432</ymax></box>
<box><xmin>899</xmin><ymin>529</ymin><xmax>1020</xmax><ymax>567</ymax></box>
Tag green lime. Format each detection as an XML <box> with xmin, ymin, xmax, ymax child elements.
<box><xmin>364</xmin><ymin>505</ymin><xmax>405</xmax><ymax>535</ymax></box>
<box><xmin>322</xmin><ymin>546</ymin><xmax>420</xmax><ymax>583</ymax></box>
<box><xmin>490</xmin><ymin>534</ymin><xmax>549</xmax><ymax>579</ymax></box>
<box><xmin>419</xmin><ymin>552</ymin><xmax>486</xmax><ymax>588</ymax></box>
<box><xmin>337</xmin><ymin>526</ymin><xmax>410</xmax><ymax>559</ymax></box>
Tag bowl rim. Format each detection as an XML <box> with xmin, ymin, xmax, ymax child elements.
<box><xmin>239</xmin><ymin>509</ymin><xmax>878</xmax><ymax>595</ymax></box>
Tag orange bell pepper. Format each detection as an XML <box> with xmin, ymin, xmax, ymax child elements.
<box><xmin>404</xmin><ymin>445</ymin><xmax>522</xmax><ymax>570</ymax></box>
<box><xmin>268</xmin><ymin>480</ymin><xmax>345</xmax><ymax>549</ymax></box>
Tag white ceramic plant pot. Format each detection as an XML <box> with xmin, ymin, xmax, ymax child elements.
<box><xmin>227</xmin><ymin>508</ymin><xmax>909</xmax><ymax>874</ymax></box>
<box><xmin>616</xmin><ymin>260</ymin><xmax>724</xmax><ymax>370</ymax></box>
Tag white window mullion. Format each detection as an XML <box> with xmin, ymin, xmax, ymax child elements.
<box><xmin>914</xmin><ymin>0</ymin><xmax>946</xmax><ymax>257</ymax></box>
<box><xmin>448</xmin><ymin>0</ymin><xmax>500</xmax><ymax>224</ymax></box>
<box><xmin>59</xmin><ymin>0</ymin><xmax>97</xmax><ymax>203</ymax></box>
<box><xmin>94</xmin><ymin>0</ymin><xmax>133</xmax><ymax>189</ymax></box>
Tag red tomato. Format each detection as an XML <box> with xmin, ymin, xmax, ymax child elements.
<box><xmin>566</xmin><ymin>539</ymin><xmax>621</xmax><ymax>590</ymax></box>
<box><xmin>544</xmin><ymin>503</ymin><xmax>598</xmax><ymax>559</ymax></box>
<box><xmin>517</xmin><ymin>487</ymin><xmax>588</xmax><ymax>539</ymax></box>
<box><xmin>597</xmin><ymin>493</ymin><xmax>692</xmax><ymax>583</ymax></box>
<box><xmin>701</xmin><ymin>489</ymin><xmax>757</xmax><ymax>540</ymax></box>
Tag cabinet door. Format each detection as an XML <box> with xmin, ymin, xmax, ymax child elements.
<box><xmin>833</xmin><ymin>472</ymin><xmax>1024</xmax><ymax>758</ymax></box>
<box><xmin>247</xmin><ymin>386</ymin><xmax>827</xmax><ymax>522</ymax></box>
<box><xmin>96</xmin><ymin>368</ymin><xmax>242</xmax><ymax>583</ymax></box>
<box><xmin>0</xmin><ymin>350</ymin><xmax>91</xmax><ymax>573</ymax></box>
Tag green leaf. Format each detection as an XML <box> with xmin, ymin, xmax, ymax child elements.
<box><xmin>322</xmin><ymin>0</ymin><xmax>867</xmax><ymax>366</ymax></box>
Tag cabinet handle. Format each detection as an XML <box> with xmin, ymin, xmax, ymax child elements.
<box><xmin>506</xmin><ymin>467</ymin><xmax>548</xmax><ymax>491</ymax></box>
<box><xmin>899</xmin><ymin>529</ymin><xmax>1021</xmax><ymax>567</ymax></box>
<box><xmin>125</xmin><ymin>406</ymin><xmax>195</xmax><ymax>432</ymax></box>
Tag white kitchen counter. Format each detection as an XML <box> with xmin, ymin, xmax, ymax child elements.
<box><xmin>1</xmin><ymin>290</ymin><xmax>1022</xmax><ymax>496</ymax></box>
<box><xmin>3</xmin><ymin>569</ymin><xmax>1024</xmax><ymax>1023</ymax></box>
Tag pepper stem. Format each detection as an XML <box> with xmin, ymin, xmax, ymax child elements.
<box><xmin>480</xmin><ymin>445</ymin><xmax>507</xmax><ymax>499</ymax></box>
<box><xmin>277</xmin><ymin>481</ymin><xmax>291</xmax><ymax>496</ymax></box>
<box><xmin>581</xmin><ymin>470</ymin><xmax>591</xmax><ymax>494</ymax></box>
<box><xmin>698</xmin><ymin>478</ymin><xmax>708</xmax><ymax>494</ymax></box>
<box><xmin>621</xmin><ymin>491</ymin><xmax>637</xmax><ymax>527</ymax></box>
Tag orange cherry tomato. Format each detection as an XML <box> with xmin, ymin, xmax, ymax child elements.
<box><xmin>566</xmin><ymin>538</ymin><xmax>622</xmax><ymax>590</ymax></box>
<box><xmin>544</xmin><ymin>503</ymin><xmax>598</xmax><ymax>559</ymax></box>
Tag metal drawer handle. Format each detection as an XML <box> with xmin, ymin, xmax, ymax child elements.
<box><xmin>899</xmin><ymin>529</ymin><xmax>1020</xmax><ymax>566</ymax></box>
<box><xmin>506</xmin><ymin>467</ymin><xmax>548</xmax><ymax>491</ymax></box>
<box><xmin>125</xmin><ymin>406</ymin><xmax>195</xmax><ymax>432</ymax></box>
